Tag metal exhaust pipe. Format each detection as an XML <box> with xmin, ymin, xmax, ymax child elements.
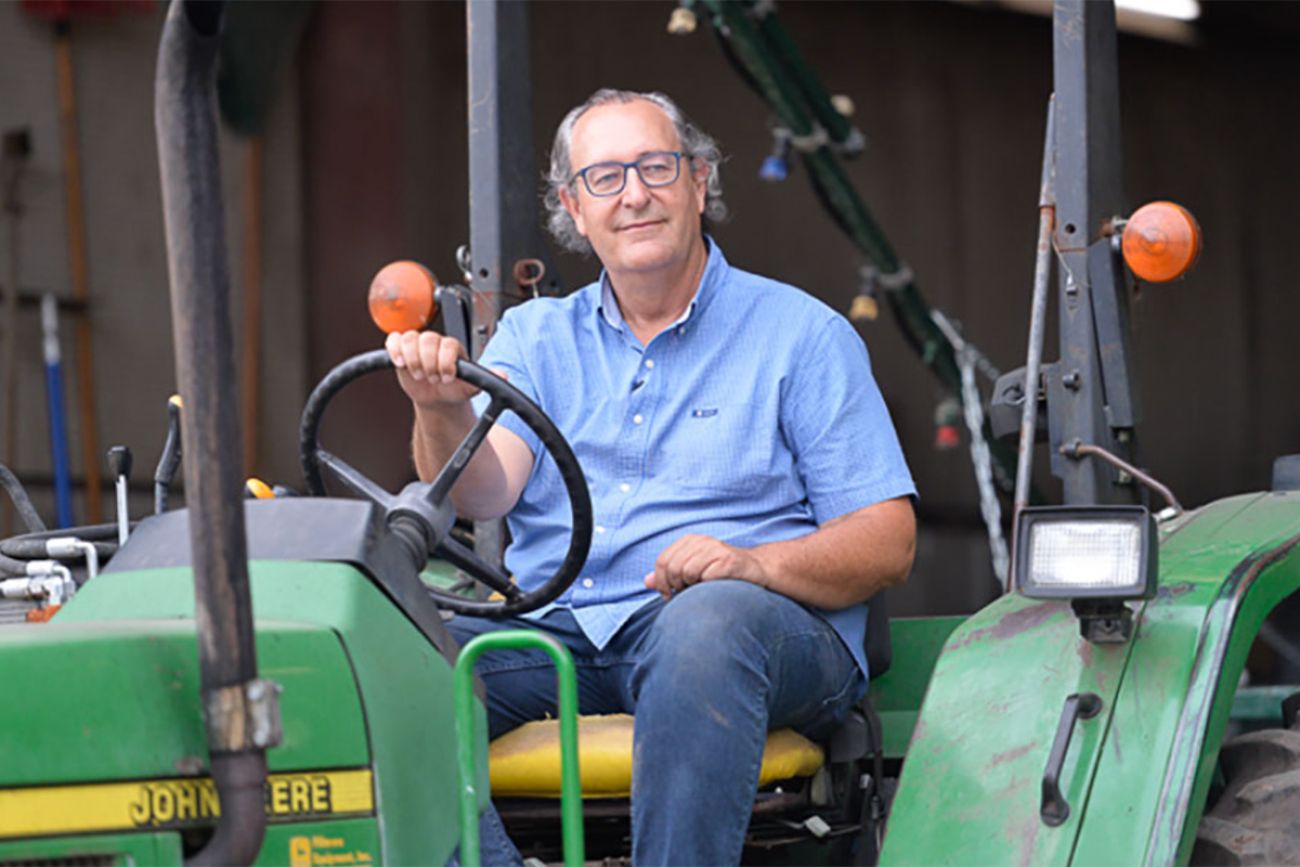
<box><xmin>155</xmin><ymin>2</ymin><xmax>278</xmax><ymax>863</ymax></box>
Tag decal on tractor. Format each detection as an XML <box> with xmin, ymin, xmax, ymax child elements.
<box><xmin>0</xmin><ymin>769</ymin><xmax>374</xmax><ymax>839</ymax></box>
<box><xmin>289</xmin><ymin>833</ymin><xmax>376</xmax><ymax>867</ymax></box>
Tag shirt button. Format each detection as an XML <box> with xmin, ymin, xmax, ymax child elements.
<box><xmin>619</xmin><ymin>483</ymin><xmax>631</xmax><ymax>493</ymax></box>
<box><xmin>633</xmin><ymin>414</ymin><xmax>644</xmax><ymax>425</ymax></box>
<box><xmin>644</xmin><ymin>359</ymin><xmax>655</xmax><ymax>369</ymax></box>
<box><xmin>595</xmin><ymin>525</ymin><xmax>607</xmax><ymax>534</ymax></box>
<box><xmin>582</xmin><ymin>578</ymin><xmax>594</xmax><ymax>589</ymax></box>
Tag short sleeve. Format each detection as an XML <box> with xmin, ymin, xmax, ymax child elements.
<box><xmin>471</xmin><ymin>309</ymin><xmax>543</xmax><ymax>457</ymax></box>
<box><xmin>780</xmin><ymin>315</ymin><xmax>916</xmax><ymax>525</ymax></box>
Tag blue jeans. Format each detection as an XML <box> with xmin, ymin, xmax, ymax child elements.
<box><xmin>448</xmin><ymin>579</ymin><xmax>866</xmax><ymax>866</ymax></box>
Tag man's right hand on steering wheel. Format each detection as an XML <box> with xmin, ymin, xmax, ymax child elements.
<box><xmin>385</xmin><ymin>330</ymin><xmax>532</xmax><ymax>524</ymax></box>
<box><xmin>386</xmin><ymin>331</ymin><xmax>485</xmax><ymax>408</ymax></box>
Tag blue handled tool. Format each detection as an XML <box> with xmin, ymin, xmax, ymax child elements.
<box><xmin>40</xmin><ymin>294</ymin><xmax>72</xmax><ymax>528</ymax></box>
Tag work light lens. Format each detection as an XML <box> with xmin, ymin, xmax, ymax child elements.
<box><xmin>1015</xmin><ymin>506</ymin><xmax>1157</xmax><ymax>600</ymax></box>
<box><xmin>1026</xmin><ymin>521</ymin><xmax>1142</xmax><ymax>589</ymax></box>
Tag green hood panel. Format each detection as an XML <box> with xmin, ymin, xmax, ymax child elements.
<box><xmin>881</xmin><ymin>492</ymin><xmax>1300</xmax><ymax>866</ymax></box>
<box><xmin>0</xmin><ymin>618</ymin><xmax>367</xmax><ymax>786</ymax></box>
<box><xmin>1</xmin><ymin>559</ymin><xmax>478</xmax><ymax>864</ymax></box>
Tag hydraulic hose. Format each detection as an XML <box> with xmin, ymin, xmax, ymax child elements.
<box><xmin>0</xmin><ymin>550</ymin><xmax>28</xmax><ymax>577</ymax></box>
<box><xmin>0</xmin><ymin>462</ymin><xmax>46</xmax><ymax>534</ymax></box>
<box><xmin>156</xmin><ymin>1</ymin><xmax>272</xmax><ymax>863</ymax></box>
<box><xmin>0</xmin><ymin>536</ymin><xmax>115</xmax><ymax>562</ymax></box>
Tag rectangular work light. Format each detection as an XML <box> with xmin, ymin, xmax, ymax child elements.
<box><xmin>1014</xmin><ymin>506</ymin><xmax>1158</xmax><ymax>601</ymax></box>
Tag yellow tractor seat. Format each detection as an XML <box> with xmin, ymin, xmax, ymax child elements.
<box><xmin>488</xmin><ymin>713</ymin><xmax>825</xmax><ymax>799</ymax></box>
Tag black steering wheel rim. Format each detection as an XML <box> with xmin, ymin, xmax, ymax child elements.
<box><xmin>299</xmin><ymin>348</ymin><xmax>592</xmax><ymax>617</ymax></box>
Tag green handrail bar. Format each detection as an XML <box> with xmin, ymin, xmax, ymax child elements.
<box><xmin>453</xmin><ymin>630</ymin><xmax>584</xmax><ymax>867</ymax></box>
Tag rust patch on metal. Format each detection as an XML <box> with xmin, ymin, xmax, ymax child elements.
<box><xmin>992</xmin><ymin>602</ymin><xmax>1062</xmax><ymax>639</ymax></box>
<box><xmin>1009</xmin><ymin>812</ymin><xmax>1040</xmax><ymax>866</ymax></box>
<box><xmin>1078</xmin><ymin>639</ymin><xmax>1094</xmax><ymax>667</ymax></box>
<box><xmin>990</xmin><ymin>743</ymin><xmax>1036</xmax><ymax>768</ymax></box>
<box><xmin>951</xmin><ymin>601</ymin><xmax>1063</xmax><ymax>649</ymax></box>
<box><xmin>1153</xmin><ymin>581</ymin><xmax>1195</xmax><ymax>603</ymax></box>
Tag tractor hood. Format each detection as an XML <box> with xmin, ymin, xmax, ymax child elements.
<box><xmin>0</xmin><ymin>617</ymin><xmax>371</xmax><ymax>840</ymax></box>
<box><xmin>881</xmin><ymin>490</ymin><xmax>1300</xmax><ymax>865</ymax></box>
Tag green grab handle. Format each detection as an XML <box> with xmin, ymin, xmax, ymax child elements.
<box><xmin>453</xmin><ymin>630</ymin><xmax>584</xmax><ymax>867</ymax></box>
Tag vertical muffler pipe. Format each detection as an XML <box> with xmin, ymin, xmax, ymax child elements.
<box><xmin>156</xmin><ymin>1</ymin><xmax>278</xmax><ymax>864</ymax></box>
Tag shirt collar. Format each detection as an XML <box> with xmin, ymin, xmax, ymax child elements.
<box><xmin>597</xmin><ymin>235</ymin><xmax>729</xmax><ymax>334</ymax></box>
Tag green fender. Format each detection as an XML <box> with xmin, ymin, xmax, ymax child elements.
<box><xmin>881</xmin><ymin>491</ymin><xmax>1300</xmax><ymax>866</ymax></box>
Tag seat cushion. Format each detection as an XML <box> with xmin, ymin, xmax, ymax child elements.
<box><xmin>488</xmin><ymin>713</ymin><xmax>824</xmax><ymax>798</ymax></box>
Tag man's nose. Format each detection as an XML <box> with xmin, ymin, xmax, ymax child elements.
<box><xmin>621</xmin><ymin>167</ymin><xmax>651</xmax><ymax>205</ymax></box>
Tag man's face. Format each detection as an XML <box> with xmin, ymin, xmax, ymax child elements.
<box><xmin>560</xmin><ymin>100</ymin><xmax>708</xmax><ymax>278</ymax></box>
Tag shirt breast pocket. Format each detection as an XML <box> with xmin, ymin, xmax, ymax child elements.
<box><xmin>664</xmin><ymin>401</ymin><xmax>772</xmax><ymax>496</ymax></box>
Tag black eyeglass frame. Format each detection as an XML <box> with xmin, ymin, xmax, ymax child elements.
<box><xmin>570</xmin><ymin>151</ymin><xmax>690</xmax><ymax>198</ymax></box>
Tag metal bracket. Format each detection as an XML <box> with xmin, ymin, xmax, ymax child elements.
<box><xmin>204</xmin><ymin>678</ymin><xmax>283</xmax><ymax>752</ymax></box>
<box><xmin>1071</xmin><ymin>598</ymin><xmax>1134</xmax><ymax>644</ymax></box>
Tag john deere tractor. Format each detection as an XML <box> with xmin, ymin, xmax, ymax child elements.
<box><xmin>1</xmin><ymin>0</ymin><xmax>1298</xmax><ymax>865</ymax></box>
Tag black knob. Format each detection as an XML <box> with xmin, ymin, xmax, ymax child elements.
<box><xmin>108</xmin><ymin>445</ymin><xmax>133</xmax><ymax>480</ymax></box>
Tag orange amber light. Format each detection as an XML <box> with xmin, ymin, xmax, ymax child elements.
<box><xmin>1121</xmin><ymin>202</ymin><xmax>1202</xmax><ymax>283</ymax></box>
<box><xmin>368</xmin><ymin>260</ymin><xmax>438</xmax><ymax>334</ymax></box>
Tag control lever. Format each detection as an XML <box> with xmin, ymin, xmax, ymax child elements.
<box><xmin>153</xmin><ymin>395</ymin><xmax>182</xmax><ymax>514</ymax></box>
<box><xmin>436</xmin><ymin>284</ymin><xmax>473</xmax><ymax>349</ymax></box>
<box><xmin>107</xmin><ymin>445</ymin><xmax>132</xmax><ymax>546</ymax></box>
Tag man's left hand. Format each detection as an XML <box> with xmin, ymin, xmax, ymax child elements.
<box><xmin>644</xmin><ymin>534</ymin><xmax>771</xmax><ymax>600</ymax></box>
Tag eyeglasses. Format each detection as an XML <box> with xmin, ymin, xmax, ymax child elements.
<box><xmin>571</xmin><ymin>151</ymin><xmax>686</xmax><ymax>197</ymax></box>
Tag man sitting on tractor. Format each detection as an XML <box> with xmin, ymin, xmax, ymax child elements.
<box><xmin>385</xmin><ymin>88</ymin><xmax>917</xmax><ymax>866</ymax></box>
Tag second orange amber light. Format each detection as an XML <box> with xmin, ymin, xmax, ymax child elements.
<box><xmin>368</xmin><ymin>260</ymin><xmax>438</xmax><ymax>334</ymax></box>
<box><xmin>1121</xmin><ymin>202</ymin><xmax>1202</xmax><ymax>284</ymax></box>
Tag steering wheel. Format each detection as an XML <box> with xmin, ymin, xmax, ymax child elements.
<box><xmin>298</xmin><ymin>348</ymin><xmax>592</xmax><ymax>618</ymax></box>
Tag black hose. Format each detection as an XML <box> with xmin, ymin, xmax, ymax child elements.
<box><xmin>189</xmin><ymin>753</ymin><xmax>269</xmax><ymax>867</ymax></box>
<box><xmin>2</xmin><ymin>521</ymin><xmax>122</xmax><ymax>542</ymax></box>
<box><xmin>0</xmin><ymin>537</ymin><xmax>116</xmax><ymax>561</ymax></box>
<box><xmin>0</xmin><ymin>550</ymin><xmax>29</xmax><ymax>576</ymax></box>
<box><xmin>0</xmin><ymin>463</ymin><xmax>46</xmax><ymax>534</ymax></box>
<box><xmin>157</xmin><ymin>1</ymin><xmax>268</xmax><ymax>864</ymax></box>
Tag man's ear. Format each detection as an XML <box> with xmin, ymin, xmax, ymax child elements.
<box><xmin>559</xmin><ymin>185</ymin><xmax>588</xmax><ymax>238</ymax></box>
<box><xmin>691</xmin><ymin>158</ymin><xmax>709</xmax><ymax>215</ymax></box>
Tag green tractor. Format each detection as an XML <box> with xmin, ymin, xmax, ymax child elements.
<box><xmin>1</xmin><ymin>0</ymin><xmax>1298</xmax><ymax>865</ymax></box>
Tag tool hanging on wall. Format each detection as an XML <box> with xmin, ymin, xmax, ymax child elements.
<box><xmin>40</xmin><ymin>294</ymin><xmax>72</xmax><ymax>528</ymax></box>
<box><xmin>20</xmin><ymin>1</ymin><xmax>154</xmax><ymax>524</ymax></box>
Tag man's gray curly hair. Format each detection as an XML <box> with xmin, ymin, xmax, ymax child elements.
<box><xmin>544</xmin><ymin>89</ymin><xmax>727</xmax><ymax>255</ymax></box>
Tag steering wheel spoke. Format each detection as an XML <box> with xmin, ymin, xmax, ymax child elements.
<box><xmin>435</xmin><ymin>536</ymin><xmax>522</xmax><ymax>601</ymax></box>
<box><xmin>427</xmin><ymin>395</ymin><xmax>504</xmax><ymax>505</ymax></box>
<box><xmin>318</xmin><ymin>449</ymin><xmax>397</xmax><ymax>509</ymax></box>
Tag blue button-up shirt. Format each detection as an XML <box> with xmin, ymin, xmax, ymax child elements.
<box><xmin>473</xmin><ymin>240</ymin><xmax>915</xmax><ymax>676</ymax></box>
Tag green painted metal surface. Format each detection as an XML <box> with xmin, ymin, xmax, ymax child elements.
<box><xmin>1077</xmin><ymin>492</ymin><xmax>1300</xmax><ymax>866</ymax></box>
<box><xmin>0</xmin><ymin>817</ymin><xmax>382</xmax><ymax>866</ymax></box>
<box><xmin>0</xmin><ymin>620</ymin><xmax>367</xmax><ymax>785</ymax></box>
<box><xmin>871</xmin><ymin>616</ymin><xmax>965</xmax><ymax>757</ymax></box>
<box><xmin>1123</xmin><ymin>491</ymin><xmax>1294</xmax><ymax>863</ymax></box>
<box><xmin>1229</xmin><ymin>685</ymin><xmax>1300</xmax><ymax>724</ymax></box>
<box><xmin>0</xmin><ymin>830</ymin><xmax>181</xmax><ymax>864</ymax></box>
<box><xmin>880</xmin><ymin>492</ymin><xmax>1300</xmax><ymax>866</ymax></box>
<box><xmin>9</xmin><ymin>559</ymin><xmax>485</xmax><ymax>865</ymax></box>
<box><xmin>256</xmin><ymin>817</ymin><xmax>383</xmax><ymax>867</ymax></box>
<box><xmin>880</xmin><ymin>594</ymin><xmax>1134</xmax><ymax>865</ymax></box>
